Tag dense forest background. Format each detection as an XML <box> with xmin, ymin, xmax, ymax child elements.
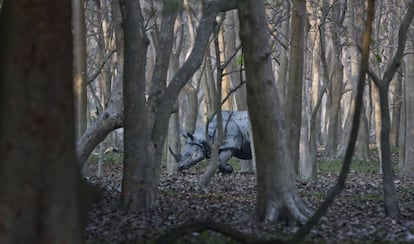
<box><xmin>1</xmin><ymin>0</ymin><xmax>414</xmax><ymax>242</ymax></box>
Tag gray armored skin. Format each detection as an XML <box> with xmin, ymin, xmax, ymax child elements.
<box><xmin>170</xmin><ymin>111</ymin><xmax>252</xmax><ymax>174</ymax></box>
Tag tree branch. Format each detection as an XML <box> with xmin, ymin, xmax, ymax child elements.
<box><xmin>382</xmin><ymin>0</ymin><xmax>414</xmax><ymax>85</ymax></box>
<box><xmin>367</xmin><ymin>68</ymin><xmax>381</xmax><ymax>87</ymax></box>
<box><xmin>221</xmin><ymin>80</ymin><xmax>246</xmax><ymax>106</ymax></box>
<box><xmin>155</xmin><ymin>220</ymin><xmax>285</xmax><ymax>244</ymax></box>
<box><xmin>152</xmin><ymin>0</ymin><xmax>237</xmax><ymax>145</ymax></box>
<box><xmin>87</xmin><ymin>49</ymin><xmax>116</xmax><ymax>84</ymax></box>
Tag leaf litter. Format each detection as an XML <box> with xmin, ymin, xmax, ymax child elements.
<box><xmin>84</xmin><ymin>155</ymin><xmax>414</xmax><ymax>243</ymax></box>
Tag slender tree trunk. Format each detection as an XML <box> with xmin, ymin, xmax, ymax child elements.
<box><xmin>73</xmin><ymin>0</ymin><xmax>92</xmax><ymax>176</ymax></box>
<box><xmin>324</xmin><ymin>0</ymin><xmax>343</xmax><ymax>158</ymax></box>
<box><xmin>238</xmin><ymin>0</ymin><xmax>310</xmax><ymax>223</ymax></box>
<box><xmin>199</xmin><ymin>19</ymin><xmax>226</xmax><ymax>187</ymax></box>
<box><xmin>285</xmin><ymin>0</ymin><xmax>306</xmax><ymax>170</ymax></box>
<box><xmin>390</xmin><ymin>72</ymin><xmax>402</xmax><ymax>147</ymax></box>
<box><xmin>73</xmin><ymin>0</ymin><xmax>87</xmax><ymax>139</ymax></box>
<box><xmin>277</xmin><ymin>1</ymin><xmax>290</xmax><ymax>105</ymax></box>
<box><xmin>378</xmin><ymin>85</ymin><xmax>399</xmax><ymax>216</ymax></box>
<box><xmin>225</xmin><ymin>10</ymin><xmax>254</xmax><ymax>173</ymax></box>
<box><xmin>167</xmin><ymin>17</ymin><xmax>183</xmax><ymax>174</ymax></box>
<box><xmin>369</xmin><ymin>0</ymin><xmax>414</xmax><ymax>216</ymax></box>
<box><xmin>389</xmin><ymin>4</ymin><xmax>403</xmax><ymax>148</ymax></box>
<box><xmin>401</xmin><ymin>35</ymin><xmax>414</xmax><ymax>176</ymax></box>
<box><xmin>299</xmin><ymin>0</ymin><xmax>321</xmax><ymax>181</ymax></box>
<box><xmin>219</xmin><ymin>22</ymin><xmax>233</xmax><ymax>111</ymax></box>
<box><xmin>0</xmin><ymin>1</ymin><xmax>82</xmax><ymax>242</ymax></box>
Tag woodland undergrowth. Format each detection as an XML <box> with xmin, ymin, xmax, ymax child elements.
<box><xmin>84</xmin><ymin>151</ymin><xmax>414</xmax><ymax>243</ymax></box>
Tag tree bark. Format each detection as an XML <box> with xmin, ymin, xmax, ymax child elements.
<box><xmin>238</xmin><ymin>0</ymin><xmax>310</xmax><ymax>223</ymax></box>
<box><xmin>277</xmin><ymin>1</ymin><xmax>290</xmax><ymax>106</ymax></box>
<box><xmin>285</xmin><ymin>0</ymin><xmax>306</xmax><ymax>170</ymax></box>
<box><xmin>73</xmin><ymin>0</ymin><xmax>88</xmax><ymax>139</ymax></box>
<box><xmin>368</xmin><ymin>0</ymin><xmax>414</xmax><ymax>216</ymax></box>
<box><xmin>121</xmin><ymin>0</ymin><xmax>154</xmax><ymax>211</ymax></box>
<box><xmin>324</xmin><ymin>0</ymin><xmax>343</xmax><ymax>158</ymax></box>
<box><xmin>400</xmin><ymin>30</ymin><xmax>414</xmax><ymax>177</ymax></box>
<box><xmin>0</xmin><ymin>1</ymin><xmax>82</xmax><ymax>242</ymax></box>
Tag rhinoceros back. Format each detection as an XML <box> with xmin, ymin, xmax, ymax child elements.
<box><xmin>207</xmin><ymin>111</ymin><xmax>252</xmax><ymax>160</ymax></box>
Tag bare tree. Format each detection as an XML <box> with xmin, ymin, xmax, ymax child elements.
<box><xmin>285</xmin><ymin>0</ymin><xmax>306</xmax><ymax>170</ymax></box>
<box><xmin>238</xmin><ymin>0</ymin><xmax>310</xmax><ymax>223</ymax></box>
<box><xmin>368</xmin><ymin>0</ymin><xmax>414</xmax><ymax>218</ymax></box>
<box><xmin>324</xmin><ymin>0</ymin><xmax>344</xmax><ymax>158</ymax></box>
<box><xmin>294</xmin><ymin>0</ymin><xmax>376</xmax><ymax>239</ymax></box>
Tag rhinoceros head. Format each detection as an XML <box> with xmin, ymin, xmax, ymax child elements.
<box><xmin>171</xmin><ymin>132</ymin><xmax>210</xmax><ymax>171</ymax></box>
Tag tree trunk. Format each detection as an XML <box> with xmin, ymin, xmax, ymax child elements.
<box><xmin>285</xmin><ymin>0</ymin><xmax>306</xmax><ymax>170</ymax></box>
<box><xmin>167</xmin><ymin>17</ymin><xmax>183</xmax><ymax>174</ymax></box>
<box><xmin>276</xmin><ymin>1</ymin><xmax>290</xmax><ymax>105</ymax></box>
<box><xmin>238</xmin><ymin>0</ymin><xmax>310</xmax><ymax>223</ymax></box>
<box><xmin>224</xmin><ymin>10</ymin><xmax>254</xmax><ymax>173</ymax></box>
<box><xmin>378</xmin><ymin>85</ymin><xmax>399</xmax><ymax>217</ymax></box>
<box><xmin>390</xmin><ymin>72</ymin><xmax>402</xmax><ymax>147</ymax></box>
<box><xmin>121</xmin><ymin>0</ymin><xmax>155</xmax><ymax>211</ymax></box>
<box><xmin>369</xmin><ymin>0</ymin><xmax>414</xmax><ymax>216</ymax></box>
<box><xmin>73</xmin><ymin>0</ymin><xmax>92</xmax><ymax>177</ymax></box>
<box><xmin>219</xmin><ymin>22</ymin><xmax>233</xmax><ymax>111</ymax></box>
<box><xmin>401</xmin><ymin>35</ymin><xmax>414</xmax><ymax>176</ymax></box>
<box><xmin>399</xmin><ymin>4</ymin><xmax>414</xmax><ymax>176</ymax></box>
<box><xmin>0</xmin><ymin>1</ymin><xmax>82</xmax><ymax>242</ymax></box>
<box><xmin>199</xmin><ymin>21</ymin><xmax>226</xmax><ymax>187</ymax></box>
<box><xmin>73</xmin><ymin>0</ymin><xmax>88</xmax><ymax>139</ymax></box>
<box><xmin>76</xmin><ymin>0</ymin><xmax>125</xmax><ymax>167</ymax></box>
<box><xmin>300</xmin><ymin>0</ymin><xmax>322</xmax><ymax>181</ymax></box>
<box><xmin>324</xmin><ymin>0</ymin><xmax>343</xmax><ymax>158</ymax></box>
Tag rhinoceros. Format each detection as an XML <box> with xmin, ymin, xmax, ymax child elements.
<box><xmin>170</xmin><ymin>111</ymin><xmax>252</xmax><ymax>174</ymax></box>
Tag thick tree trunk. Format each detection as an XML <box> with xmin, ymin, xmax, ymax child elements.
<box><xmin>121</xmin><ymin>0</ymin><xmax>156</xmax><ymax>211</ymax></box>
<box><xmin>238</xmin><ymin>0</ymin><xmax>310</xmax><ymax>223</ymax></box>
<box><xmin>0</xmin><ymin>1</ymin><xmax>82</xmax><ymax>242</ymax></box>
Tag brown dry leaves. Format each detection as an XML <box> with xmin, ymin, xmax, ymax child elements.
<box><xmin>84</xmin><ymin>159</ymin><xmax>414</xmax><ymax>243</ymax></box>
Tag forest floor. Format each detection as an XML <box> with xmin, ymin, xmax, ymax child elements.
<box><xmin>84</xmin><ymin>151</ymin><xmax>414</xmax><ymax>243</ymax></box>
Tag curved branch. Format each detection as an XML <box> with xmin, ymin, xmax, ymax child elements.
<box><xmin>381</xmin><ymin>0</ymin><xmax>414</xmax><ymax>85</ymax></box>
<box><xmin>155</xmin><ymin>220</ymin><xmax>284</xmax><ymax>244</ymax></box>
<box><xmin>87</xmin><ymin>49</ymin><xmax>116</xmax><ymax>84</ymax></box>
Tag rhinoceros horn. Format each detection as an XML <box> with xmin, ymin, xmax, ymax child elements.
<box><xmin>168</xmin><ymin>146</ymin><xmax>181</xmax><ymax>163</ymax></box>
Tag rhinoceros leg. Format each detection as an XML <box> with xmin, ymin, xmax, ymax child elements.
<box><xmin>218</xmin><ymin>150</ymin><xmax>234</xmax><ymax>174</ymax></box>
